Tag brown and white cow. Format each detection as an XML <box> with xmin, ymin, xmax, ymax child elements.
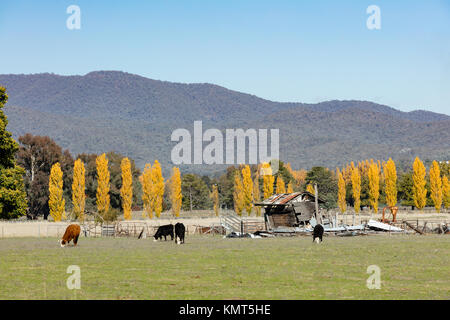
<box><xmin>60</xmin><ymin>224</ymin><xmax>81</xmax><ymax>247</ymax></box>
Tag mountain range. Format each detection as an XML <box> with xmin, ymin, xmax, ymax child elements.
<box><xmin>1</xmin><ymin>71</ymin><xmax>449</xmax><ymax>175</ymax></box>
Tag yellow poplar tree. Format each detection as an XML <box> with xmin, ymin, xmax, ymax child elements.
<box><xmin>442</xmin><ymin>175</ymin><xmax>450</xmax><ymax>209</ymax></box>
<box><xmin>120</xmin><ymin>157</ymin><xmax>133</xmax><ymax>220</ymax></box>
<box><xmin>96</xmin><ymin>153</ymin><xmax>110</xmax><ymax>218</ymax></box>
<box><xmin>49</xmin><ymin>162</ymin><xmax>65</xmax><ymax>221</ymax></box>
<box><xmin>261</xmin><ymin>162</ymin><xmax>274</xmax><ymax>199</ymax></box>
<box><xmin>72</xmin><ymin>159</ymin><xmax>85</xmax><ymax>221</ymax></box>
<box><xmin>210</xmin><ymin>184</ymin><xmax>219</xmax><ymax>216</ymax></box>
<box><xmin>351</xmin><ymin>167</ymin><xmax>361</xmax><ymax>213</ymax></box>
<box><xmin>287</xmin><ymin>182</ymin><xmax>294</xmax><ymax>193</ymax></box>
<box><xmin>383</xmin><ymin>158</ymin><xmax>397</xmax><ymax>207</ymax></box>
<box><xmin>413</xmin><ymin>157</ymin><xmax>427</xmax><ymax>210</ymax></box>
<box><xmin>170</xmin><ymin>167</ymin><xmax>182</xmax><ymax>217</ymax></box>
<box><xmin>233</xmin><ymin>171</ymin><xmax>244</xmax><ymax>216</ymax></box>
<box><xmin>242</xmin><ymin>165</ymin><xmax>253</xmax><ymax>215</ymax></box>
<box><xmin>337</xmin><ymin>169</ymin><xmax>346</xmax><ymax>213</ymax></box>
<box><xmin>306</xmin><ymin>184</ymin><xmax>315</xmax><ymax>194</ymax></box>
<box><xmin>141</xmin><ymin>163</ymin><xmax>153</xmax><ymax>218</ymax></box>
<box><xmin>151</xmin><ymin>160</ymin><xmax>165</xmax><ymax>218</ymax></box>
<box><xmin>253</xmin><ymin>172</ymin><xmax>261</xmax><ymax>216</ymax></box>
<box><xmin>276</xmin><ymin>176</ymin><xmax>286</xmax><ymax>194</ymax></box>
<box><xmin>429</xmin><ymin>160</ymin><xmax>443</xmax><ymax>212</ymax></box>
<box><xmin>368</xmin><ymin>163</ymin><xmax>380</xmax><ymax>213</ymax></box>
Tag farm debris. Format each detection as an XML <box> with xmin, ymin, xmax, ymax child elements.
<box><xmin>367</xmin><ymin>219</ymin><xmax>403</xmax><ymax>232</ymax></box>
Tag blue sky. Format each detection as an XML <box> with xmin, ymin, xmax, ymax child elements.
<box><xmin>1</xmin><ymin>0</ymin><xmax>449</xmax><ymax>115</ymax></box>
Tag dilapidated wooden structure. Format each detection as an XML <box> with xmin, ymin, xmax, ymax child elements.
<box><xmin>254</xmin><ymin>192</ymin><xmax>325</xmax><ymax>231</ymax></box>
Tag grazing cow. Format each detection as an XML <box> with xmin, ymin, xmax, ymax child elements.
<box><xmin>174</xmin><ymin>223</ymin><xmax>185</xmax><ymax>244</ymax></box>
<box><xmin>313</xmin><ymin>224</ymin><xmax>324</xmax><ymax>243</ymax></box>
<box><xmin>153</xmin><ymin>224</ymin><xmax>174</xmax><ymax>241</ymax></box>
<box><xmin>60</xmin><ymin>224</ymin><xmax>81</xmax><ymax>247</ymax></box>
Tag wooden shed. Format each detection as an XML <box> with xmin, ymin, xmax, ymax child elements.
<box><xmin>254</xmin><ymin>192</ymin><xmax>325</xmax><ymax>231</ymax></box>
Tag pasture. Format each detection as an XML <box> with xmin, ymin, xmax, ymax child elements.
<box><xmin>0</xmin><ymin>235</ymin><xmax>448</xmax><ymax>299</ymax></box>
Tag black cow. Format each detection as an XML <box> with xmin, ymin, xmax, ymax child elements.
<box><xmin>313</xmin><ymin>224</ymin><xmax>324</xmax><ymax>243</ymax></box>
<box><xmin>174</xmin><ymin>223</ymin><xmax>185</xmax><ymax>244</ymax></box>
<box><xmin>153</xmin><ymin>224</ymin><xmax>174</xmax><ymax>241</ymax></box>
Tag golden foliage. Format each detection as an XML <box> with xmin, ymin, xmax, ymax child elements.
<box><xmin>49</xmin><ymin>162</ymin><xmax>65</xmax><ymax>221</ymax></box>
<box><xmin>141</xmin><ymin>163</ymin><xmax>153</xmax><ymax>218</ymax></box>
<box><xmin>413</xmin><ymin>157</ymin><xmax>427</xmax><ymax>210</ymax></box>
<box><xmin>383</xmin><ymin>158</ymin><xmax>397</xmax><ymax>207</ymax></box>
<box><xmin>261</xmin><ymin>162</ymin><xmax>274</xmax><ymax>199</ymax></box>
<box><xmin>242</xmin><ymin>165</ymin><xmax>253</xmax><ymax>215</ymax></box>
<box><xmin>368</xmin><ymin>163</ymin><xmax>380</xmax><ymax>213</ymax></box>
<box><xmin>151</xmin><ymin>160</ymin><xmax>165</xmax><ymax>218</ymax></box>
<box><xmin>96</xmin><ymin>153</ymin><xmax>110</xmax><ymax>217</ymax></box>
<box><xmin>253</xmin><ymin>171</ymin><xmax>261</xmax><ymax>216</ymax></box>
<box><xmin>306</xmin><ymin>184</ymin><xmax>315</xmax><ymax>194</ymax></box>
<box><xmin>351</xmin><ymin>167</ymin><xmax>361</xmax><ymax>213</ymax></box>
<box><xmin>337</xmin><ymin>169</ymin><xmax>346</xmax><ymax>213</ymax></box>
<box><xmin>72</xmin><ymin>159</ymin><xmax>85</xmax><ymax>221</ymax></box>
<box><xmin>120</xmin><ymin>157</ymin><xmax>133</xmax><ymax>220</ymax></box>
<box><xmin>285</xmin><ymin>163</ymin><xmax>306</xmax><ymax>189</ymax></box>
<box><xmin>429</xmin><ymin>160</ymin><xmax>443</xmax><ymax>212</ymax></box>
<box><xmin>170</xmin><ymin>167</ymin><xmax>182</xmax><ymax>217</ymax></box>
<box><xmin>287</xmin><ymin>182</ymin><xmax>294</xmax><ymax>193</ymax></box>
<box><xmin>233</xmin><ymin>170</ymin><xmax>244</xmax><ymax>216</ymax></box>
<box><xmin>276</xmin><ymin>176</ymin><xmax>286</xmax><ymax>194</ymax></box>
<box><xmin>442</xmin><ymin>175</ymin><xmax>450</xmax><ymax>209</ymax></box>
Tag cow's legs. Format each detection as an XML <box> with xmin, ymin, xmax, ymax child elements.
<box><xmin>74</xmin><ymin>235</ymin><xmax>79</xmax><ymax>246</ymax></box>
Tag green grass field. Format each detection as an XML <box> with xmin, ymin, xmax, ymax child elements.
<box><xmin>0</xmin><ymin>235</ymin><xmax>448</xmax><ymax>300</ymax></box>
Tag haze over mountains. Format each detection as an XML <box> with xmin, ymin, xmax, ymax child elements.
<box><xmin>1</xmin><ymin>71</ymin><xmax>449</xmax><ymax>175</ymax></box>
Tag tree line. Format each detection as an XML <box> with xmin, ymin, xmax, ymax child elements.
<box><xmin>335</xmin><ymin>158</ymin><xmax>450</xmax><ymax>213</ymax></box>
<box><xmin>1</xmin><ymin>86</ymin><xmax>449</xmax><ymax>220</ymax></box>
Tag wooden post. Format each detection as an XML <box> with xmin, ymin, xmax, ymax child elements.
<box><xmin>314</xmin><ymin>184</ymin><xmax>321</xmax><ymax>224</ymax></box>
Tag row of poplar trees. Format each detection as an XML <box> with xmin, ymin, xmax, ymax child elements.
<box><xmin>336</xmin><ymin>157</ymin><xmax>450</xmax><ymax>213</ymax></box>
<box><xmin>232</xmin><ymin>162</ymin><xmax>297</xmax><ymax>216</ymax></box>
<box><xmin>48</xmin><ymin>154</ymin><xmax>183</xmax><ymax>221</ymax></box>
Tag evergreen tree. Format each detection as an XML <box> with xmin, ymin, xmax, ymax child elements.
<box><xmin>0</xmin><ymin>87</ymin><xmax>27</xmax><ymax>219</ymax></box>
<box><xmin>210</xmin><ymin>184</ymin><xmax>219</xmax><ymax>216</ymax></box>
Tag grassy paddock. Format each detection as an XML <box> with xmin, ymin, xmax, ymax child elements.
<box><xmin>0</xmin><ymin>235</ymin><xmax>448</xmax><ymax>299</ymax></box>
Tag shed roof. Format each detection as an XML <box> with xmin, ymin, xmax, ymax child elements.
<box><xmin>254</xmin><ymin>191</ymin><xmax>325</xmax><ymax>206</ymax></box>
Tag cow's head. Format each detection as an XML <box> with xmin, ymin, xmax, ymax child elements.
<box><xmin>60</xmin><ymin>239</ymin><xmax>66</xmax><ymax>247</ymax></box>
